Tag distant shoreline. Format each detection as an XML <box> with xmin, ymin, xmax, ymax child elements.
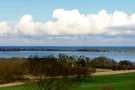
<box><xmin>0</xmin><ymin>46</ymin><xmax>135</xmax><ymax>53</ymax></box>
<box><xmin>0</xmin><ymin>49</ymin><xmax>135</xmax><ymax>53</ymax></box>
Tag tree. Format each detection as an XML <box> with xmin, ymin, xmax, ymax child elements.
<box><xmin>119</xmin><ymin>60</ymin><xmax>134</xmax><ymax>70</ymax></box>
<box><xmin>25</xmin><ymin>55</ymin><xmax>92</xmax><ymax>90</ymax></box>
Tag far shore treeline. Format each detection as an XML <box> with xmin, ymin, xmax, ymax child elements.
<box><xmin>0</xmin><ymin>47</ymin><xmax>135</xmax><ymax>53</ymax></box>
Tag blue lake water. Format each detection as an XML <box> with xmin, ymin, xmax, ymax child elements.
<box><xmin>0</xmin><ymin>46</ymin><xmax>135</xmax><ymax>61</ymax></box>
<box><xmin>0</xmin><ymin>51</ymin><xmax>135</xmax><ymax>62</ymax></box>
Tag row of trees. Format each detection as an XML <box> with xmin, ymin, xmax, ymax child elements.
<box><xmin>0</xmin><ymin>54</ymin><xmax>135</xmax><ymax>90</ymax></box>
<box><xmin>58</xmin><ymin>54</ymin><xmax>135</xmax><ymax>70</ymax></box>
<box><xmin>90</xmin><ymin>56</ymin><xmax>135</xmax><ymax>70</ymax></box>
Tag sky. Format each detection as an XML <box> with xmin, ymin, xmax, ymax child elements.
<box><xmin>0</xmin><ymin>0</ymin><xmax>135</xmax><ymax>46</ymax></box>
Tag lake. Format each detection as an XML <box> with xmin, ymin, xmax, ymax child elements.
<box><xmin>0</xmin><ymin>51</ymin><xmax>135</xmax><ymax>62</ymax></box>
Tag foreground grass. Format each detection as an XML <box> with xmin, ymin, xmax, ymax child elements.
<box><xmin>73</xmin><ymin>73</ymin><xmax>135</xmax><ymax>90</ymax></box>
<box><xmin>1</xmin><ymin>73</ymin><xmax>135</xmax><ymax>90</ymax></box>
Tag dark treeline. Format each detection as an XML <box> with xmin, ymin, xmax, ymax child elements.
<box><xmin>90</xmin><ymin>56</ymin><xmax>135</xmax><ymax>70</ymax></box>
<box><xmin>0</xmin><ymin>47</ymin><xmax>100</xmax><ymax>51</ymax></box>
<box><xmin>33</xmin><ymin>54</ymin><xmax>135</xmax><ymax>71</ymax></box>
<box><xmin>0</xmin><ymin>54</ymin><xmax>135</xmax><ymax>84</ymax></box>
<box><xmin>0</xmin><ymin>47</ymin><xmax>102</xmax><ymax>51</ymax></box>
<box><xmin>0</xmin><ymin>48</ymin><xmax>61</xmax><ymax>51</ymax></box>
<box><xmin>49</xmin><ymin>54</ymin><xmax>135</xmax><ymax>70</ymax></box>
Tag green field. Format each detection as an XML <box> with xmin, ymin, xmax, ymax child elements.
<box><xmin>1</xmin><ymin>73</ymin><xmax>135</xmax><ymax>90</ymax></box>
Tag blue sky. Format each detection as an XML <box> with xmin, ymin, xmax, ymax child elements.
<box><xmin>0</xmin><ymin>0</ymin><xmax>135</xmax><ymax>46</ymax></box>
<box><xmin>0</xmin><ymin>0</ymin><xmax>135</xmax><ymax>21</ymax></box>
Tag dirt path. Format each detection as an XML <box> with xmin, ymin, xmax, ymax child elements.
<box><xmin>0</xmin><ymin>82</ymin><xmax>24</xmax><ymax>88</ymax></box>
<box><xmin>0</xmin><ymin>70</ymin><xmax>135</xmax><ymax>88</ymax></box>
<box><xmin>92</xmin><ymin>69</ymin><xmax>135</xmax><ymax>76</ymax></box>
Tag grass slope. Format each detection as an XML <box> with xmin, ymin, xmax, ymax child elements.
<box><xmin>73</xmin><ymin>73</ymin><xmax>135</xmax><ymax>90</ymax></box>
<box><xmin>1</xmin><ymin>73</ymin><xmax>135</xmax><ymax>90</ymax></box>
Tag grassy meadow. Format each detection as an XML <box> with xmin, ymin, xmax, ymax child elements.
<box><xmin>1</xmin><ymin>72</ymin><xmax>135</xmax><ymax>90</ymax></box>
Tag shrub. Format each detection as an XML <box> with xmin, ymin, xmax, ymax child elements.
<box><xmin>0</xmin><ymin>58</ymin><xmax>25</xmax><ymax>83</ymax></box>
<box><xmin>90</xmin><ymin>56</ymin><xmax>118</xmax><ymax>69</ymax></box>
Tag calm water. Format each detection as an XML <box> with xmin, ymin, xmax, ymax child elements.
<box><xmin>0</xmin><ymin>51</ymin><xmax>135</xmax><ymax>62</ymax></box>
<box><xmin>0</xmin><ymin>46</ymin><xmax>135</xmax><ymax>61</ymax></box>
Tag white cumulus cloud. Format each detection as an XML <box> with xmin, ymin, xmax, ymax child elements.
<box><xmin>1</xmin><ymin>9</ymin><xmax>135</xmax><ymax>37</ymax></box>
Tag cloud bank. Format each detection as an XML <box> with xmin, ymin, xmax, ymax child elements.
<box><xmin>1</xmin><ymin>9</ymin><xmax>135</xmax><ymax>45</ymax></box>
